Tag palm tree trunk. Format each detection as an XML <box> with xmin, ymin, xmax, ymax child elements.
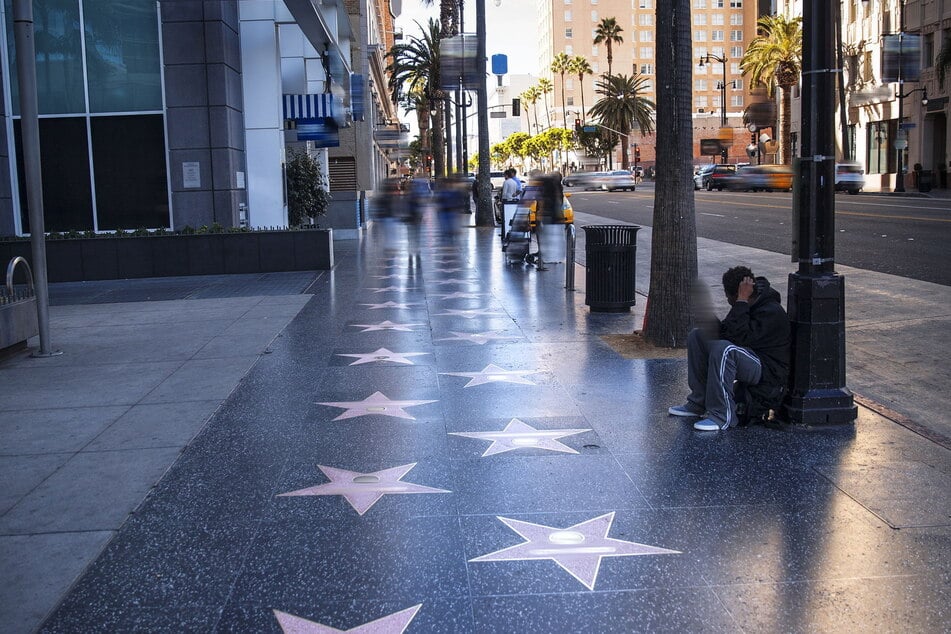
<box><xmin>560</xmin><ymin>74</ymin><xmax>568</xmax><ymax>129</ymax></box>
<box><xmin>643</xmin><ymin>0</ymin><xmax>698</xmax><ymax>347</ymax></box>
<box><xmin>580</xmin><ymin>77</ymin><xmax>586</xmax><ymax>122</ymax></box>
<box><xmin>620</xmin><ymin>133</ymin><xmax>629</xmax><ymax>170</ymax></box>
<box><xmin>781</xmin><ymin>84</ymin><xmax>792</xmax><ymax>164</ymax></box>
<box><xmin>544</xmin><ymin>93</ymin><xmax>551</xmax><ymax>128</ymax></box>
<box><xmin>607</xmin><ymin>44</ymin><xmax>613</xmax><ymax>77</ymax></box>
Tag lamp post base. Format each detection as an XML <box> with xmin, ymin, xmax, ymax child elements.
<box><xmin>780</xmin><ymin>271</ymin><xmax>857</xmax><ymax>426</ymax></box>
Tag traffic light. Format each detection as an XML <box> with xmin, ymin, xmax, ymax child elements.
<box><xmin>574</xmin><ymin>118</ymin><xmax>582</xmax><ymax>132</ymax></box>
<box><xmin>512</xmin><ymin>98</ymin><xmax>520</xmax><ymax>116</ymax></box>
<box><xmin>634</xmin><ymin>145</ymin><xmax>641</xmax><ymax>163</ymax></box>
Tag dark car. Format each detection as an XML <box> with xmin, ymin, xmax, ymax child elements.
<box><xmin>704</xmin><ymin>164</ymin><xmax>737</xmax><ymax>191</ymax></box>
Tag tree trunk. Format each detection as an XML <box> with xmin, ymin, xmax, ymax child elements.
<box><xmin>620</xmin><ymin>133</ymin><xmax>630</xmax><ymax>170</ymax></box>
<box><xmin>544</xmin><ymin>93</ymin><xmax>552</xmax><ymax>129</ymax></box>
<box><xmin>580</xmin><ymin>77</ymin><xmax>586</xmax><ymax>123</ymax></box>
<box><xmin>642</xmin><ymin>0</ymin><xmax>698</xmax><ymax>347</ymax></box>
<box><xmin>781</xmin><ymin>84</ymin><xmax>793</xmax><ymax>164</ymax></box>
<box><xmin>560</xmin><ymin>74</ymin><xmax>568</xmax><ymax>129</ymax></box>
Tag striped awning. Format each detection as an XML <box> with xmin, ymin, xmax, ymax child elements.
<box><xmin>283</xmin><ymin>93</ymin><xmax>334</xmax><ymax>120</ymax></box>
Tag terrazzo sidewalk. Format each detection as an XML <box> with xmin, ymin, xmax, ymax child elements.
<box><xmin>7</xmin><ymin>215</ymin><xmax>951</xmax><ymax>632</ymax></box>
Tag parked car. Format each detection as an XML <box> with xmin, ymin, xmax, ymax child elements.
<box><xmin>835</xmin><ymin>162</ymin><xmax>865</xmax><ymax>194</ymax></box>
<box><xmin>598</xmin><ymin>170</ymin><xmax>637</xmax><ymax>191</ymax></box>
<box><xmin>694</xmin><ymin>164</ymin><xmax>716</xmax><ymax>190</ymax></box>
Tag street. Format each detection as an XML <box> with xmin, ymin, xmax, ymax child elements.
<box><xmin>566</xmin><ymin>182</ymin><xmax>951</xmax><ymax>286</ymax></box>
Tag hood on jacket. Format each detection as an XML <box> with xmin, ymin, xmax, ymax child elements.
<box><xmin>752</xmin><ymin>276</ymin><xmax>782</xmax><ymax>307</ymax></box>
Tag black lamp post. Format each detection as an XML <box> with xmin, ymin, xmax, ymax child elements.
<box><xmin>783</xmin><ymin>0</ymin><xmax>856</xmax><ymax>426</ymax></box>
<box><xmin>699</xmin><ymin>53</ymin><xmax>730</xmax><ymax>163</ymax></box>
<box><xmin>895</xmin><ymin>86</ymin><xmax>928</xmax><ymax>192</ymax></box>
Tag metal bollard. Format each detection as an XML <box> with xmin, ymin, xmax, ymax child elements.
<box><xmin>565</xmin><ymin>223</ymin><xmax>576</xmax><ymax>290</ymax></box>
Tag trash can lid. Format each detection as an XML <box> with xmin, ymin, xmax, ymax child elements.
<box><xmin>581</xmin><ymin>224</ymin><xmax>641</xmax><ymax>245</ymax></box>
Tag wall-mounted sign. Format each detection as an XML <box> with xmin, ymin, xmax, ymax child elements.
<box><xmin>183</xmin><ymin>162</ymin><xmax>201</xmax><ymax>188</ymax></box>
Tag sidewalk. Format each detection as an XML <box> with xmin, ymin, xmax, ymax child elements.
<box><xmin>1</xmin><ymin>215</ymin><xmax>949</xmax><ymax>632</ymax></box>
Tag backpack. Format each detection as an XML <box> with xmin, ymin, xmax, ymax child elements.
<box><xmin>735</xmin><ymin>382</ymin><xmax>786</xmax><ymax>426</ymax></box>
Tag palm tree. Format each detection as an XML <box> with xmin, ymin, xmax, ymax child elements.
<box><xmin>537</xmin><ymin>77</ymin><xmax>554</xmax><ymax>128</ymax></box>
<box><xmin>387</xmin><ymin>19</ymin><xmax>446</xmax><ymax>176</ymax></box>
<box><xmin>551</xmin><ymin>52</ymin><xmax>572</xmax><ymax>129</ymax></box>
<box><xmin>643</xmin><ymin>0</ymin><xmax>697</xmax><ymax>348</ymax></box>
<box><xmin>521</xmin><ymin>86</ymin><xmax>542</xmax><ymax>134</ymax></box>
<box><xmin>587</xmin><ymin>73</ymin><xmax>655</xmax><ymax>170</ymax></box>
<box><xmin>568</xmin><ymin>56</ymin><xmax>594</xmax><ymax>122</ymax></box>
<box><xmin>593</xmin><ymin>17</ymin><xmax>624</xmax><ymax>78</ymax></box>
<box><xmin>740</xmin><ymin>14</ymin><xmax>803</xmax><ymax>164</ymax></box>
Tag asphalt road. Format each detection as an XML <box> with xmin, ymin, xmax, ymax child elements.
<box><xmin>566</xmin><ymin>182</ymin><xmax>951</xmax><ymax>286</ymax></box>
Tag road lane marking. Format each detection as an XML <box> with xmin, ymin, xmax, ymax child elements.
<box><xmin>700</xmin><ymin>212</ymin><xmax>725</xmax><ymax>217</ymax></box>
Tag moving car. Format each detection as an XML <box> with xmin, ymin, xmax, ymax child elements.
<box><xmin>597</xmin><ymin>170</ymin><xmax>637</xmax><ymax>192</ymax></box>
<box><xmin>835</xmin><ymin>162</ymin><xmax>865</xmax><ymax>194</ymax></box>
<box><xmin>725</xmin><ymin>164</ymin><xmax>793</xmax><ymax>192</ymax></box>
<box><xmin>696</xmin><ymin>164</ymin><xmax>737</xmax><ymax>191</ymax></box>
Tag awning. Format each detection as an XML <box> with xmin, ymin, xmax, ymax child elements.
<box><xmin>283</xmin><ymin>94</ymin><xmax>334</xmax><ymax>120</ymax></box>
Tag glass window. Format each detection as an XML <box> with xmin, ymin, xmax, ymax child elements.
<box><xmin>730</xmin><ymin>13</ymin><xmax>743</xmax><ymax>25</ymax></box>
<box><xmin>14</xmin><ymin>117</ymin><xmax>93</xmax><ymax>231</ymax></box>
<box><xmin>730</xmin><ymin>30</ymin><xmax>743</xmax><ymax>42</ymax></box>
<box><xmin>592</xmin><ymin>46</ymin><xmax>598</xmax><ymax>56</ymax></box>
<box><xmin>565</xmin><ymin>10</ymin><xmax>572</xmax><ymax>20</ymax></box>
<box><xmin>923</xmin><ymin>32</ymin><xmax>935</xmax><ymax>68</ymax></box>
<box><xmin>694</xmin><ymin>14</ymin><xmax>707</xmax><ymax>25</ymax></box>
<box><xmin>694</xmin><ymin>31</ymin><xmax>707</xmax><ymax>42</ymax></box>
<box><xmin>696</xmin><ymin>79</ymin><xmax>708</xmax><ymax>90</ymax></box>
<box><xmin>712</xmin><ymin>30</ymin><xmax>724</xmax><ymax>42</ymax></box>
<box><xmin>91</xmin><ymin>115</ymin><xmax>169</xmax><ymax>229</ymax></box>
<box><xmin>640</xmin><ymin>32</ymin><xmax>652</xmax><ymax>42</ymax></box>
<box><xmin>5</xmin><ymin>0</ymin><xmax>86</xmax><ymax>115</ymax></box>
<box><xmin>694</xmin><ymin>0</ymin><xmax>707</xmax><ymax>7</ymax></box>
<box><xmin>567</xmin><ymin>96</ymin><xmax>574</xmax><ymax>105</ymax></box>
<box><xmin>730</xmin><ymin>94</ymin><xmax>744</xmax><ymax>107</ymax></box>
<box><xmin>640</xmin><ymin>47</ymin><xmax>653</xmax><ymax>58</ymax></box>
<box><xmin>712</xmin><ymin>14</ymin><xmax>724</xmax><ymax>25</ymax></box>
<box><xmin>591</xmin><ymin>10</ymin><xmax>597</xmax><ymax>20</ymax></box>
<box><xmin>565</xmin><ymin>44</ymin><xmax>574</xmax><ymax>54</ymax></box>
<box><xmin>566</xmin><ymin>27</ymin><xmax>573</xmax><ymax>37</ymax></box>
<box><xmin>639</xmin><ymin>0</ymin><xmax>652</xmax><ymax>7</ymax></box>
<box><xmin>83</xmin><ymin>0</ymin><xmax>162</xmax><ymax>112</ymax></box>
<box><xmin>867</xmin><ymin>120</ymin><xmax>896</xmax><ymax>174</ymax></box>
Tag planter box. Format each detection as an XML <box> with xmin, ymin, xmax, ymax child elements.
<box><xmin>0</xmin><ymin>229</ymin><xmax>334</xmax><ymax>282</ymax></box>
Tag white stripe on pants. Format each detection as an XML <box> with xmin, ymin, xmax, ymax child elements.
<box><xmin>686</xmin><ymin>328</ymin><xmax>762</xmax><ymax>429</ymax></box>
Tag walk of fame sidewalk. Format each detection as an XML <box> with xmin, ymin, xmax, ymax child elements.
<box><xmin>0</xmin><ymin>214</ymin><xmax>948</xmax><ymax>633</ymax></box>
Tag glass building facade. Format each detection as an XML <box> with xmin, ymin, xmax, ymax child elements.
<box><xmin>3</xmin><ymin>0</ymin><xmax>169</xmax><ymax>232</ymax></box>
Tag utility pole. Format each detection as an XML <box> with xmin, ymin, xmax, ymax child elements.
<box><xmin>474</xmin><ymin>0</ymin><xmax>493</xmax><ymax>225</ymax></box>
<box><xmin>782</xmin><ymin>0</ymin><xmax>856</xmax><ymax>425</ymax></box>
<box><xmin>14</xmin><ymin>0</ymin><xmax>58</xmax><ymax>358</ymax></box>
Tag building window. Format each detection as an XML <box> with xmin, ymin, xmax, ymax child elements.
<box><xmin>696</xmin><ymin>95</ymin><xmax>709</xmax><ymax>108</ymax></box>
<box><xmin>640</xmin><ymin>46</ymin><xmax>653</xmax><ymax>58</ymax></box>
<box><xmin>730</xmin><ymin>0</ymin><xmax>742</xmax><ymax>6</ymax></box>
<box><xmin>591</xmin><ymin>10</ymin><xmax>597</xmax><ymax>20</ymax></box>
<box><xmin>591</xmin><ymin>0</ymin><xmax>598</xmax><ymax>4</ymax></box>
<box><xmin>730</xmin><ymin>13</ymin><xmax>743</xmax><ymax>25</ymax></box>
<box><xmin>565</xmin><ymin>10</ymin><xmax>572</xmax><ymax>20</ymax></box>
<box><xmin>639</xmin><ymin>0</ymin><xmax>652</xmax><ymax>7</ymax></box>
<box><xmin>712</xmin><ymin>30</ymin><xmax>724</xmax><ymax>42</ymax></box>
<box><xmin>731</xmin><ymin>62</ymin><xmax>740</xmax><ymax>74</ymax></box>
<box><xmin>566</xmin><ymin>79</ymin><xmax>574</xmax><ymax>89</ymax></box>
<box><xmin>640</xmin><ymin>31</ymin><xmax>653</xmax><ymax>42</ymax></box>
<box><xmin>694</xmin><ymin>30</ymin><xmax>707</xmax><ymax>42</ymax></box>
<box><xmin>592</xmin><ymin>46</ymin><xmax>598</xmax><ymax>56</ymax></box>
<box><xmin>712</xmin><ymin>46</ymin><xmax>725</xmax><ymax>58</ymax></box>
<box><xmin>730</xmin><ymin>30</ymin><xmax>743</xmax><ymax>42</ymax></box>
<box><xmin>730</xmin><ymin>94</ymin><xmax>744</xmax><ymax>107</ymax></box>
<box><xmin>923</xmin><ymin>32</ymin><xmax>935</xmax><ymax>68</ymax></box>
<box><xmin>638</xmin><ymin>14</ymin><xmax>653</xmax><ymax>26</ymax></box>
<box><xmin>715</xmin><ymin>0</ymin><xmax>724</xmax><ymax>7</ymax></box>
<box><xmin>566</xmin><ymin>27</ymin><xmax>573</xmax><ymax>37</ymax></box>
<box><xmin>694</xmin><ymin>14</ymin><xmax>707</xmax><ymax>25</ymax></box>
<box><xmin>695</xmin><ymin>79</ymin><xmax>708</xmax><ymax>90</ymax></box>
<box><xmin>565</xmin><ymin>44</ymin><xmax>574</xmax><ymax>54</ymax></box>
<box><xmin>730</xmin><ymin>46</ymin><xmax>743</xmax><ymax>58</ymax></box>
<box><xmin>712</xmin><ymin>14</ymin><xmax>724</xmax><ymax>25</ymax></box>
<box><xmin>863</xmin><ymin>51</ymin><xmax>874</xmax><ymax>81</ymax></box>
<box><xmin>640</xmin><ymin>64</ymin><xmax>654</xmax><ymax>75</ymax></box>
<box><xmin>567</xmin><ymin>96</ymin><xmax>575</xmax><ymax>106</ymax></box>
<box><xmin>694</xmin><ymin>0</ymin><xmax>707</xmax><ymax>7</ymax></box>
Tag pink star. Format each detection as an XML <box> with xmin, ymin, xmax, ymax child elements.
<box><xmin>277</xmin><ymin>464</ymin><xmax>449</xmax><ymax>515</ymax></box>
<box><xmin>273</xmin><ymin>604</ymin><xmax>422</xmax><ymax>633</ymax></box>
<box><xmin>471</xmin><ymin>512</ymin><xmax>680</xmax><ymax>590</ymax></box>
<box><xmin>317</xmin><ymin>391</ymin><xmax>437</xmax><ymax>420</ymax></box>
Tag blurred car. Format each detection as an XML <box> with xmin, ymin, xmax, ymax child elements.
<box><xmin>597</xmin><ymin>170</ymin><xmax>637</xmax><ymax>192</ymax></box>
<box><xmin>835</xmin><ymin>162</ymin><xmax>865</xmax><ymax>194</ymax></box>
<box><xmin>726</xmin><ymin>164</ymin><xmax>793</xmax><ymax>192</ymax></box>
<box><xmin>518</xmin><ymin>185</ymin><xmax>575</xmax><ymax>227</ymax></box>
<box><xmin>694</xmin><ymin>164</ymin><xmax>715</xmax><ymax>190</ymax></box>
<box><xmin>699</xmin><ymin>164</ymin><xmax>737</xmax><ymax>191</ymax></box>
<box><xmin>563</xmin><ymin>171</ymin><xmax>599</xmax><ymax>189</ymax></box>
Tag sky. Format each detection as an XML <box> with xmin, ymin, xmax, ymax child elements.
<box><xmin>393</xmin><ymin>0</ymin><xmax>540</xmax><ymax>77</ymax></box>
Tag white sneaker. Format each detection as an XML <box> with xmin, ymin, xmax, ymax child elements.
<box><xmin>693</xmin><ymin>418</ymin><xmax>724</xmax><ymax>431</ymax></box>
<box><xmin>668</xmin><ymin>404</ymin><xmax>702</xmax><ymax>417</ymax></box>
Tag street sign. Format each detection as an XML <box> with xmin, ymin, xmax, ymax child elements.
<box><xmin>899</xmin><ymin>122</ymin><xmax>917</xmax><ymax>129</ymax></box>
<box><xmin>490</xmin><ymin>111</ymin><xmax>506</xmax><ymax>118</ymax></box>
<box><xmin>582</xmin><ymin>125</ymin><xmax>597</xmax><ymax>132</ymax></box>
<box><xmin>700</xmin><ymin>138</ymin><xmax>722</xmax><ymax>156</ymax></box>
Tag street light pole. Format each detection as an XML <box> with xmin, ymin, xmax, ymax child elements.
<box><xmin>782</xmin><ymin>0</ymin><xmax>856</xmax><ymax>426</ymax></box>
<box><xmin>474</xmin><ymin>0</ymin><xmax>493</xmax><ymax>225</ymax></box>
<box><xmin>699</xmin><ymin>53</ymin><xmax>729</xmax><ymax>163</ymax></box>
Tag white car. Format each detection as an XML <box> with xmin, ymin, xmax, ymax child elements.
<box><xmin>835</xmin><ymin>162</ymin><xmax>864</xmax><ymax>194</ymax></box>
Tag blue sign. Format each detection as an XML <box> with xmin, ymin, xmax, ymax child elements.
<box><xmin>491</xmin><ymin>54</ymin><xmax>508</xmax><ymax>76</ymax></box>
<box><xmin>350</xmin><ymin>73</ymin><xmax>365</xmax><ymax>122</ymax></box>
<box><xmin>296</xmin><ymin>118</ymin><xmax>339</xmax><ymax>147</ymax></box>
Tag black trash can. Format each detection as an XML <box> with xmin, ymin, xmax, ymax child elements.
<box><xmin>582</xmin><ymin>224</ymin><xmax>640</xmax><ymax>312</ymax></box>
<box><xmin>918</xmin><ymin>169</ymin><xmax>933</xmax><ymax>192</ymax></box>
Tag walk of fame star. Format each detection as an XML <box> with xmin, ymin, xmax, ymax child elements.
<box><xmin>429</xmin><ymin>292</ymin><xmax>485</xmax><ymax>300</ymax></box>
<box><xmin>470</xmin><ymin>512</ymin><xmax>680</xmax><ymax>590</ymax></box>
<box><xmin>441</xmin><ymin>364</ymin><xmax>539</xmax><ymax>387</ymax></box>
<box><xmin>278</xmin><ymin>464</ymin><xmax>449</xmax><ymax>515</ymax></box>
<box><xmin>436</xmin><ymin>331</ymin><xmax>520</xmax><ymax>345</ymax></box>
<box><xmin>350</xmin><ymin>320</ymin><xmax>424</xmax><ymax>332</ymax></box>
<box><xmin>450</xmin><ymin>418</ymin><xmax>591</xmax><ymax>456</ymax></box>
<box><xmin>335</xmin><ymin>348</ymin><xmax>429</xmax><ymax>366</ymax></box>
<box><xmin>368</xmin><ymin>285</ymin><xmax>415</xmax><ymax>293</ymax></box>
<box><xmin>274</xmin><ymin>604</ymin><xmax>422</xmax><ymax>633</ymax></box>
<box><xmin>430</xmin><ymin>278</ymin><xmax>476</xmax><ymax>286</ymax></box>
<box><xmin>317</xmin><ymin>391</ymin><xmax>437</xmax><ymax>420</ymax></box>
<box><xmin>434</xmin><ymin>308</ymin><xmax>505</xmax><ymax>319</ymax></box>
<box><xmin>359</xmin><ymin>301</ymin><xmax>419</xmax><ymax>309</ymax></box>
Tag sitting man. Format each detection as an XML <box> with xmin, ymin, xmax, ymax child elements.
<box><xmin>668</xmin><ymin>266</ymin><xmax>790</xmax><ymax>431</ymax></box>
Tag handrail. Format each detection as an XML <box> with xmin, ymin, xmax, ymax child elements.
<box><xmin>6</xmin><ymin>256</ymin><xmax>35</xmax><ymax>297</ymax></box>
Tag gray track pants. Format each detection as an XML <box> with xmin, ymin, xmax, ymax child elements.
<box><xmin>685</xmin><ymin>328</ymin><xmax>763</xmax><ymax>428</ymax></box>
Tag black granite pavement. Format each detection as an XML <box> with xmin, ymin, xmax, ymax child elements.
<box><xmin>14</xmin><ymin>216</ymin><xmax>951</xmax><ymax>632</ymax></box>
